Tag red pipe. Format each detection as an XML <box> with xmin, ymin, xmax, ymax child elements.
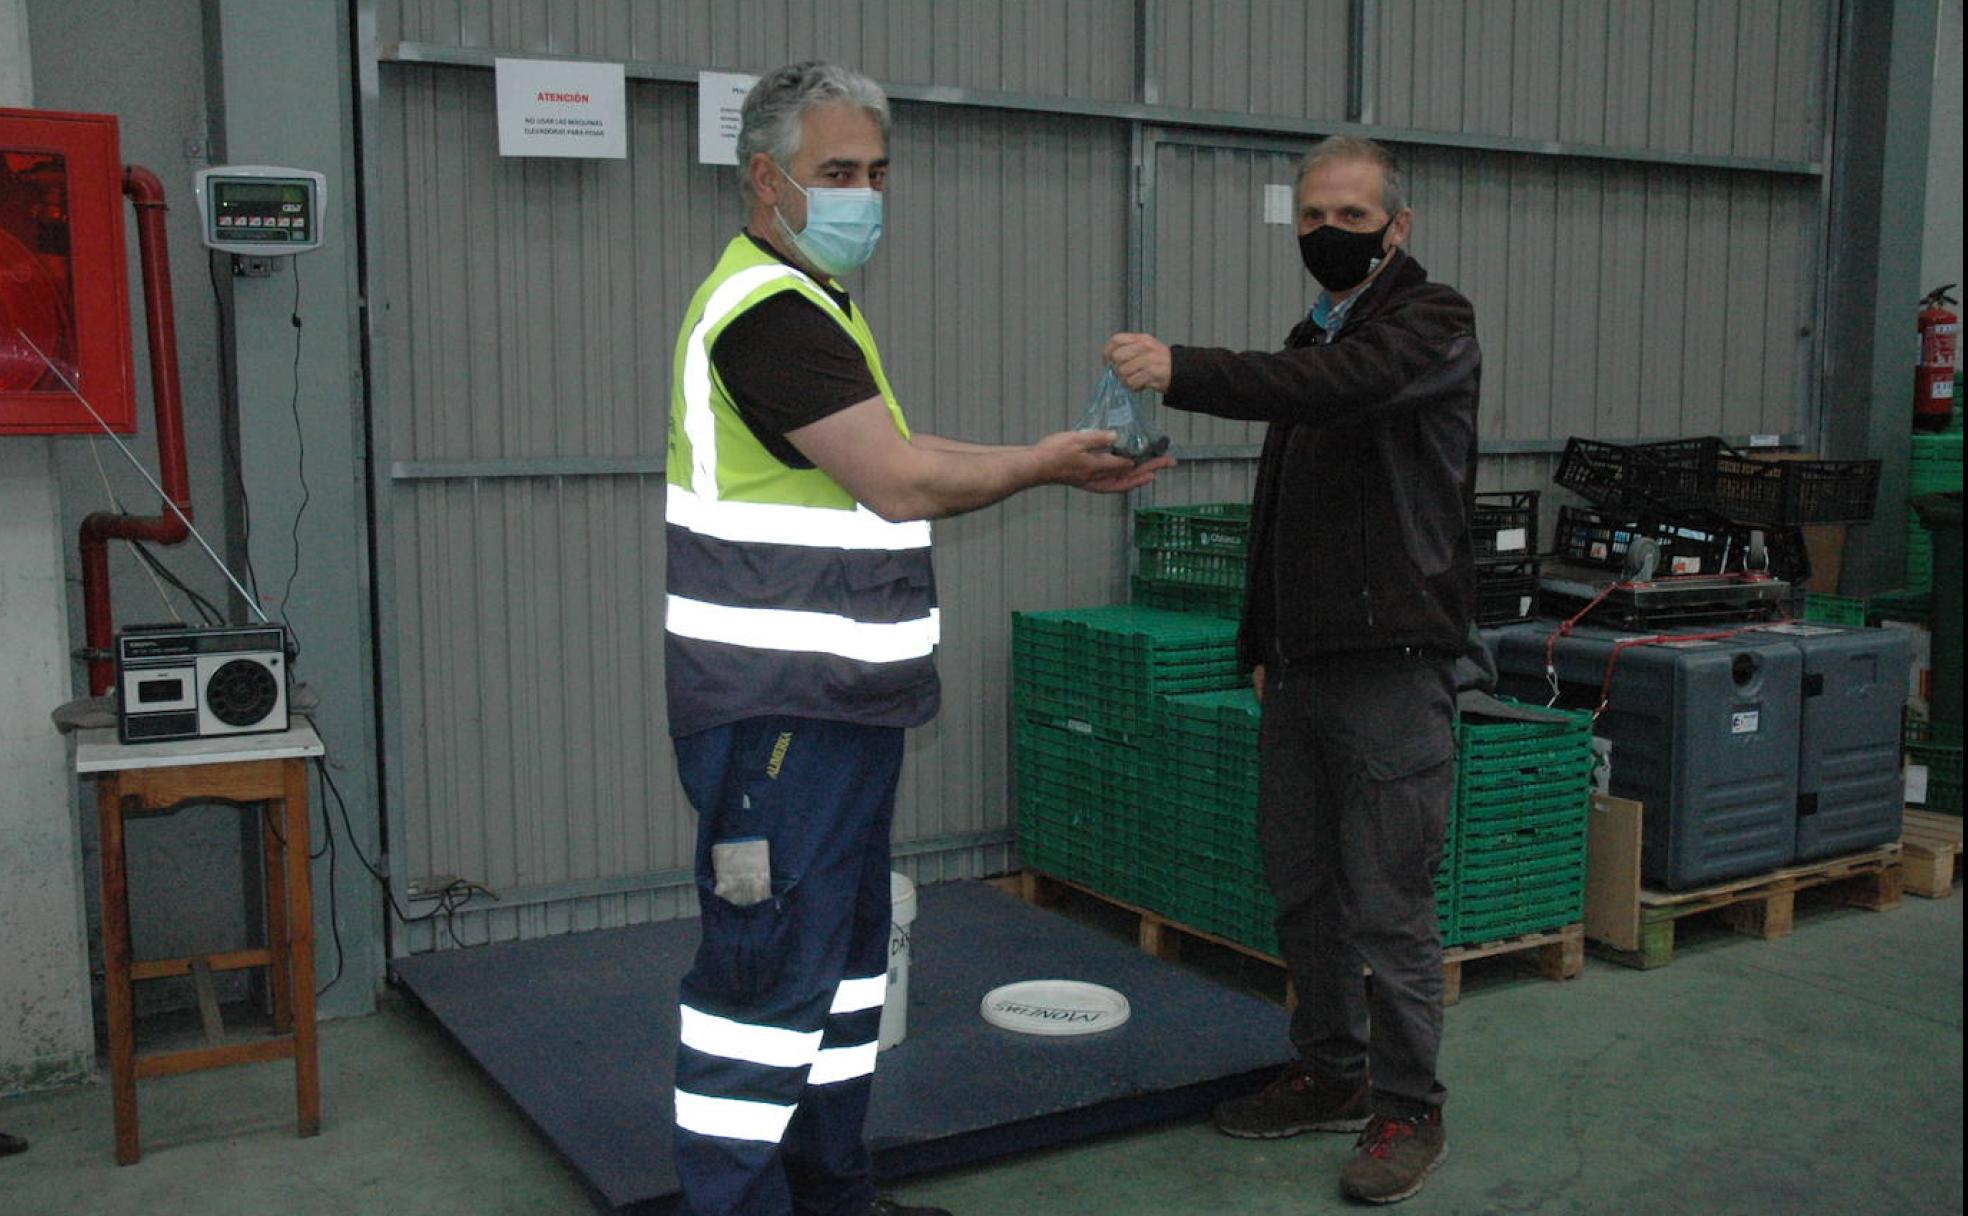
<box><xmin>79</xmin><ymin>165</ymin><xmax>194</xmax><ymax>695</ymax></box>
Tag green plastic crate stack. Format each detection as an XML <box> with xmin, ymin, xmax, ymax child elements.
<box><xmin>1152</xmin><ymin>690</ymin><xmax>1457</xmax><ymax>959</ymax></box>
<box><xmin>1131</xmin><ymin>577</ymin><xmax>1245</xmax><ymax>620</ymax></box>
<box><xmin>1802</xmin><ymin>592</ymin><xmax>1869</xmax><ymax>626</ymax></box>
<box><xmin>1906</xmin><ymin>431</ymin><xmax>1964</xmax><ymax>592</ymax></box>
<box><xmin>1012</xmin><ymin>606</ymin><xmax>1242</xmax><ymax>744</ymax></box>
<box><xmin>1013</xmin><ymin>716</ymin><xmax>1151</xmax><ymax>902</ymax></box>
<box><xmin>1131</xmin><ymin>503</ymin><xmax>1250</xmax><ymax>620</ymax></box>
<box><xmin>1011</xmin><ymin>607</ymin><xmax>1244</xmax><ymax>905</ymax></box>
<box><xmin>1154</xmin><ymin>690</ymin><xmax>1277</xmax><ymax>954</ymax></box>
<box><xmin>1447</xmin><ymin>701</ymin><xmax>1595</xmax><ymax>947</ymax></box>
<box><xmin>1906</xmin><ymin>718</ymin><xmax>1964</xmax><ymax>816</ymax></box>
<box><xmin>1868</xmin><ymin>587</ymin><xmax>1934</xmax><ymax>626</ymax></box>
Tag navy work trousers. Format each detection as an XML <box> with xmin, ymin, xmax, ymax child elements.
<box><xmin>671</xmin><ymin>716</ymin><xmax>903</xmax><ymax>1216</ymax></box>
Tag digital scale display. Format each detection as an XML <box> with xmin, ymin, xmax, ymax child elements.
<box><xmin>193</xmin><ymin>166</ymin><xmax>326</xmax><ymax>256</ymax></box>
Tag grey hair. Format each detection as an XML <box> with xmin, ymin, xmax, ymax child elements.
<box><xmin>735</xmin><ymin>62</ymin><xmax>891</xmax><ymax>201</ymax></box>
<box><xmin>1295</xmin><ymin>135</ymin><xmax>1407</xmax><ymax>216</ymax></box>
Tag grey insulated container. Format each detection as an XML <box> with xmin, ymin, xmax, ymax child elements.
<box><xmin>1747</xmin><ymin>623</ymin><xmax>1909</xmax><ymax>862</ymax></box>
<box><xmin>1490</xmin><ymin>623</ymin><xmax>1801</xmax><ymax>890</ymax></box>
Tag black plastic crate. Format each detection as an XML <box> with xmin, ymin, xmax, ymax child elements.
<box><xmin>1473</xmin><ymin>490</ymin><xmax>1539</xmax><ymax>559</ymax></box>
<box><xmin>1642</xmin><ymin>442</ymin><xmax>1881</xmax><ymax>525</ymax></box>
<box><xmin>1475</xmin><ymin>557</ymin><xmax>1540</xmax><ymax>625</ymax></box>
<box><xmin>1553</xmin><ymin>438</ymin><xmax>1708</xmax><ymax>514</ymax></box>
<box><xmin>1714</xmin><ymin>452</ymin><xmax>1879</xmax><ymax>524</ymax></box>
<box><xmin>1562</xmin><ymin>436</ymin><xmax>1880</xmax><ymax>525</ymax></box>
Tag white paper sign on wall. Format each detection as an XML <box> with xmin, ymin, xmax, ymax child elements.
<box><xmin>699</xmin><ymin>71</ymin><xmax>760</xmax><ymax>165</ymax></box>
<box><xmin>1263</xmin><ymin>184</ymin><xmax>1294</xmax><ymax>225</ymax></box>
<box><xmin>496</xmin><ymin>58</ymin><xmax>627</xmax><ymax>159</ymax></box>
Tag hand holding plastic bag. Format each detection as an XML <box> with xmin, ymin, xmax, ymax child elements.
<box><xmin>1076</xmin><ymin>368</ymin><xmax>1170</xmax><ymax>465</ymax></box>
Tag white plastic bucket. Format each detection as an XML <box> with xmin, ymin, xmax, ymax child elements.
<box><xmin>878</xmin><ymin>871</ymin><xmax>917</xmax><ymax>1051</ymax></box>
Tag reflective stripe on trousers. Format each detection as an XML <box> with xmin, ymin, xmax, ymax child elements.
<box><xmin>672</xmin><ymin>716</ymin><xmax>902</xmax><ymax>1216</ymax></box>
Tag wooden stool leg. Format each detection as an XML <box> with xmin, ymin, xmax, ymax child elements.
<box><xmin>262</xmin><ymin>801</ymin><xmax>293</xmax><ymax>1033</ymax></box>
<box><xmin>98</xmin><ymin>783</ymin><xmax>141</xmax><ymax>1165</ymax></box>
<box><xmin>282</xmin><ymin>759</ymin><xmax>321</xmax><ymax>1138</ymax></box>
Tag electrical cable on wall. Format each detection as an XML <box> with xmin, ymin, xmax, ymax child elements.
<box><xmin>278</xmin><ymin>255</ymin><xmax>310</xmax><ymax>642</ymax></box>
<box><xmin>306</xmin><ymin>720</ymin><xmax>497</xmax><ymax>996</ymax></box>
<box><xmin>208</xmin><ymin>251</ymin><xmax>264</xmax><ymax>605</ymax></box>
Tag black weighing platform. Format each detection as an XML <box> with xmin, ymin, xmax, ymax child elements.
<box><xmin>394</xmin><ymin>880</ymin><xmax>1287</xmax><ymax>1214</ymax></box>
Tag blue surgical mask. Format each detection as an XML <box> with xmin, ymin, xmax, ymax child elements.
<box><xmin>771</xmin><ymin>161</ymin><xmax>884</xmax><ymax>278</ymax></box>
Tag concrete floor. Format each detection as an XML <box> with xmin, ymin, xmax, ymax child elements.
<box><xmin>1</xmin><ymin>882</ymin><xmax>1960</xmax><ymax>1216</ymax></box>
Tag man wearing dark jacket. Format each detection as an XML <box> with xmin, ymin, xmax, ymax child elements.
<box><xmin>1106</xmin><ymin>135</ymin><xmax>1478</xmax><ymax>1207</ymax></box>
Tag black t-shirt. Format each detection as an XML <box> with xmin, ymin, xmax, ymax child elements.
<box><xmin>709</xmin><ymin>233</ymin><xmax>882</xmax><ymax>468</ymax></box>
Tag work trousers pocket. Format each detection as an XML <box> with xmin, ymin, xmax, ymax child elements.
<box><xmin>696</xmin><ymin>888</ymin><xmax>799</xmax><ymax>1001</ymax></box>
<box><xmin>1352</xmin><ymin>731</ymin><xmax>1455</xmax><ymax>901</ymax></box>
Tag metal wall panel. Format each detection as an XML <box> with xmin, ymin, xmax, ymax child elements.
<box><xmin>1146</xmin><ymin>139</ymin><xmax>1818</xmax><ymax>447</ymax></box>
<box><xmin>367</xmin><ymin>1</ymin><xmax>1838</xmax><ymax>952</ymax></box>
<box><xmin>374</xmin><ymin>65</ymin><xmax>1132</xmax><ymax>945</ymax></box>
<box><xmin>1154</xmin><ymin>0</ymin><xmax>1350</xmax><ymax>118</ymax></box>
<box><xmin>858</xmin><ymin>102</ymin><xmax>1137</xmax><ymax>859</ymax></box>
<box><xmin>1374</xmin><ymin>0</ymin><xmax>1831</xmax><ymax>163</ymax></box>
<box><xmin>378</xmin><ymin>0</ymin><xmax>1137</xmax><ymax>101</ymax></box>
<box><xmin>1146</xmin><ymin>140</ymin><xmax>1305</xmax><ymax>470</ymax></box>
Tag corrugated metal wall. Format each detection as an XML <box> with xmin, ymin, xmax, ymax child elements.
<box><xmin>1372</xmin><ymin>0</ymin><xmax>1829</xmax><ymax>162</ymax></box>
<box><xmin>1153</xmin><ymin>0</ymin><xmax>1351</xmax><ymax>116</ymax></box>
<box><xmin>376</xmin><ymin>0</ymin><xmax>1137</xmax><ymax>100</ymax></box>
<box><xmin>373</xmin><ymin>60</ymin><xmax>1132</xmax><ymax>946</ymax></box>
<box><xmin>377</xmin><ymin>66</ymin><xmax>692</xmax><ymax>944</ymax></box>
<box><xmin>1407</xmin><ymin>149</ymin><xmax>1818</xmax><ymax>442</ymax></box>
<box><xmin>368</xmin><ymin>0</ymin><xmax>1836</xmax><ymax>950</ymax></box>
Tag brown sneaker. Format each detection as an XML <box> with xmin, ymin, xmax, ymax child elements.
<box><xmin>1339</xmin><ymin>1109</ymin><xmax>1447</xmax><ymax>1205</ymax></box>
<box><xmin>1212</xmin><ymin>1061</ymin><xmax>1371</xmax><ymax>1139</ymax></box>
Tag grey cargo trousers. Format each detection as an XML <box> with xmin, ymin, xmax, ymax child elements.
<box><xmin>1259</xmin><ymin>648</ymin><xmax>1455</xmax><ymax>1116</ymax></box>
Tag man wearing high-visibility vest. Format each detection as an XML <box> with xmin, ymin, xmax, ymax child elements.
<box><xmin>665</xmin><ymin>62</ymin><xmax>1169</xmax><ymax>1216</ymax></box>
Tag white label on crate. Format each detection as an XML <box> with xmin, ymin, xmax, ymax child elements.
<box><xmin>1936</xmin><ymin>379</ymin><xmax>1956</xmax><ymax>401</ymax></box>
<box><xmin>1065</xmin><ymin>718</ymin><xmax>1094</xmax><ymax>735</ymax></box>
<box><xmin>1590</xmin><ymin>541</ymin><xmax>1609</xmax><ymax>560</ymax></box>
<box><xmin>1906</xmin><ymin>763</ymin><xmax>1929</xmax><ymax>806</ymax></box>
<box><xmin>1671</xmin><ymin>555</ymin><xmax>1703</xmax><ymax>574</ymax></box>
<box><xmin>1731</xmin><ymin>709</ymin><xmax>1761</xmax><ymax>734</ymax></box>
<box><xmin>1591</xmin><ymin>736</ymin><xmax>1614</xmax><ymax>795</ymax></box>
<box><xmin>1495</xmin><ymin>526</ymin><xmax>1528</xmax><ymax>553</ymax></box>
<box><xmin>1518</xmin><ymin>595</ymin><xmax>1533</xmax><ymax>617</ymax></box>
<box><xmin>1749</xmin><ymin>433</ymin><xmax>1781</xmax><ymax>447</ymax></box>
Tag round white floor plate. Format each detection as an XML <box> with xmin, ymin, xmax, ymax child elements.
<box><xmin>979</xmin><ymin>979</ymin><xmax>1132</xmax><ymax>1036</ymax></box>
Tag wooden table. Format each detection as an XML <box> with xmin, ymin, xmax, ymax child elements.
<box><xmin>75</xmin><ymin>722</ymin><xmax>325</xmax><ymax>1164</ymax></box>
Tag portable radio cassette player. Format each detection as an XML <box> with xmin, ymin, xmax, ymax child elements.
<box><xmin>115</xmin><ymin>624</ymin><xmax>290</xmax><ymax>744</ymax></box>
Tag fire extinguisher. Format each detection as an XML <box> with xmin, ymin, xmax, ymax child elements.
<box><xmin>1916</xmin><ymin>284</ymin><xmax>1958</xmax><ymax>433</ymax></box>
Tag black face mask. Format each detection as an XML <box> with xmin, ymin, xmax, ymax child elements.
<box><xmin>1298</xmin><ymin>218</ymin><xmax>1394</xmax><ymax>293</ymax></box>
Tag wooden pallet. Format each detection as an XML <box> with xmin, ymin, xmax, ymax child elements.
<box><xmin>1014</xmin><ymin>871</ymin><xmax>1284</xmax><ymax>970</ymax></box>
<box><xmin>1593</xmin><ymin>844</ymin><xmax>1901</xmax><ymax>971</ymax></box>
<box><xmin>1440</xmin><ymin>924</ymin><xmax>1584</xmax><ymax>1006</ymax></box>
<box><xmin>1012</xmin><ymin>871</ymin><xmax>1582</xmax><ymax>1008</ymax></box>
<box><xmin>1900</xmin><ymin>810</ymin><xmax>1964</xmax><ymax>899</ymax></box>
